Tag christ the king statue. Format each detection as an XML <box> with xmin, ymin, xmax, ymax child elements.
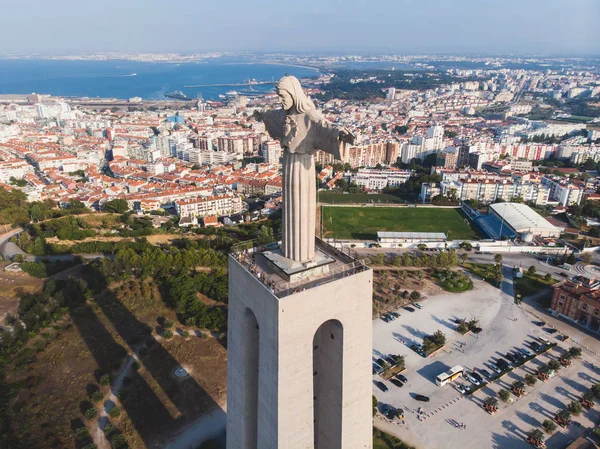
<box><xmin>254</xmin><ymin>75</ymin><xmax>355</xmax><ymax>263</ymax></box>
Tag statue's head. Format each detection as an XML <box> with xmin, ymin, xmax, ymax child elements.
<box><xmin>276</xmin><ymin>75</ymin><xmax>315</xmax><ymax>113</ymax></box>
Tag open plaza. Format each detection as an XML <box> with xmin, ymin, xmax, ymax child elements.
<box><xmin>372</xmin><ymin>275</ymin><xmax>600</xmax><ymax>449</ymax></box>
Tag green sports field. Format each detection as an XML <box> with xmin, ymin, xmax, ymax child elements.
<box><xmin>321</xmin><ymin>206</ymin><xmax>483</xmax><ymax>240</ymax></box>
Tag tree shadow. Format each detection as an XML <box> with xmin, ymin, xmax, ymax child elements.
<box><xmin>555</xmin><ymin>385</ymin><xmax>578</xmax><ymax>402</ymax></box>
<box><xmin>491</xmin><ymin>431</ymin><xmax>527</xmax><ymax>449</ymax></box>
<box><xmin>500</xmin><ymin>419</ymin><xmax>528</xmax><ymax>440</ymax></box>
<box><xmin>562</xmin><ymin>377</ymin><xmax>589</xmax><ymax>394</ymax></box>
<box><xmin>539</xmin><ymin>391</ymin><xmax>566</xmax><ymax>410</ymax></box>
<box><xmin>402</xmin><ymin>324</ymin><xmax>426</xmax><ymax>340</ymax></box>
<box><xmin>528</xmin><ymin>401</ymin><xmax>554</xmax><ymax>419</ymax></box>
<box><xmin>430</xmin><ymin>314</ymin><xmax>456</xmax><ymax>332</ymax></box>
<box><xmin>515</xmin><ymin>410</ymin><xmax>541</xmax><ymax>428</ymax></box>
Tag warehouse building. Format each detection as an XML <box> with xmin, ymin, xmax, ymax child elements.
<box><xmin>488</xmin><ymin>202</ymin><xmax>560</xmax><ymax>238</ymax></box>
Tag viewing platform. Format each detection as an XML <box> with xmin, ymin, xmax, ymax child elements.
<box><xmin>229</xmin><ymin>237</ymin><xmax>369</xmax><ymax>299</ymax></box>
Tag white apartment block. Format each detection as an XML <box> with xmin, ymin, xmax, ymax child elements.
<box><xmin>0</xmin><ymin>159</ymin><xmax>34</xmax><ymax>183</ymax></box>
<box><xmin>541</xmin><ymin>176</ymin><xmax>584</xmax><ymax>206</ymax></box>
<box><xmin>262</xmin><ymin>140</ymin><xmax>282</xmax><ymax>165</ymax></box>
<box><xmin>175</xmin><ymin>194</ymin><xmax>243</xmax><ymax>219</ymax></box>
<box><xmin>351</xmin><ymin>169</ymin><xmax>413</xmax><ymax>191</ymax></box>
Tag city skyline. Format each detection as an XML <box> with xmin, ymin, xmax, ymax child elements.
<box><xmin>1</xmin><ymin>0</ymin><xmax>599</xmax><ymax>56</ymax></box>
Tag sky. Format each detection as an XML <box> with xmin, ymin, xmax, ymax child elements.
<box><xmin>0</xmin><ymin>0</ymin><xmax>599</xmax><ymax>56</ymax></box>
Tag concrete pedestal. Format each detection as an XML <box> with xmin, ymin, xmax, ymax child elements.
<box><xmin>226</xmin><ymin>248</ymin><xmax>373</xmax><ymax>449</ymax></box>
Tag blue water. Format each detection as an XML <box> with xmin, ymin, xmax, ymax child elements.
<box><xmin>0</xmin><ymin>60</ymin><xmax>320</xmax><ymax>100</ymax></box>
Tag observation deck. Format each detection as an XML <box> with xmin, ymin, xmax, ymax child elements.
<box><xmin>229</xmin><ymin>237</ymin><xmax>369</xmax><ymax>299</ymax></box>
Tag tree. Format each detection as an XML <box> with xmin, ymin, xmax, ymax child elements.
<box><xmin>566</xmin><ymin>252</ymin><xmax>576</xmax><ymax>265</ymax></box>
<box><xmin>410</xmin><ymin>291</ymin><xmax>421</xmax><ymax>300</ymax></box>
<box><xmin>527</xmin><ymin>265</ymin><xmax>536</xmax><ymax>276</ymax></box>
<box><xmin>109</xmin><ymin>406</ymin><xmax>122</xmax><ymax>418</ymax></box>
<box><xmin>84</xmin><ymin>408</ymin><xmax>98</xmax><ymax>420</ymax></box>
<box><xmin>542</xmin><ymin>419</ymin><xmax>557</xmax><ymax>433</ymax></box>
<box><xmin>568</xmin><ymin>401</ymin><xmax>583</xmax><ymax>415</ymax></box>
<box><xmin>498</xmin><ymin>389</ymin><xmax>510</xmax><ymax>402</ymax></box>
<box><xmin>75</xmin><ymin>427</ymin><xmax>90</xmax><ymax>440</ymax></box>
<box><xmin>99</xmin><ymin>374</ymin><xmax>111</xmax><ymax>386</ymax></box>
<box><xmin>568</xmin><ymin>346</ymin><xmax>582</xmax><ymax>357</ymax></box>
<box><xmin>104</xmin><ymin>199</ymin><xmax>129</xmax><ymax>214</ymax></box>
<box><xmin>548</xmin><ymin>360</ymin><xmax>561</xmax><ymax>371</ymax></box>
<box><xmin>494</xmin><ymin>254</ymin><xmax>503</xmax><ymax>265</ymax></box>
<box><xmin>334</xmin><ymin>178</ymin><xmax>348</xmax><ymax>191</ymax></box>
<box><xmin>163</xmin><ymin>319</ymin><xmax>174</xmax><ymax>329</ymax></box>
<box><xmin>431</xmin><ymin>330</ymin><xmax>446</xmax><ymax>346</ymax></box>
<box><xmin>544</xmin><ymin>273</ymin><xmax>552</xmax><ymax>281</ymax></box>
<box><xmin>91</xmin><ymin>390</ymin><xmax>104</xmax><ymax>403</ymax></box>
<box><xmin>257</xmin><ymin>225</ymin><xmax>275</xmax><ymax>245</ymax></box>
<box><xmin>525</xmin><ymin>374</ymin><xmax>537</xmax><ymax>386</ymax></box>
<box><xmin>372</xmin><ymin>395</ymin><xmax>378</xmax><ymax>416</ymax></box>
<box><xmin>459</xmin><ymin>253</ymin><xmax>469</xmax><ymax>264</ymax></box>
<box><xmin>163</xmin><ymin>330</ymin><xmax>174</xmax><ymax>339</ymax></box>
<box><xmin>592</xmin><ymin>383</ymin><xmax>600</xmax><ymax>398</ymax></box>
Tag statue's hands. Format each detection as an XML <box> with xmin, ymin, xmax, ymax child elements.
<box><xmin>339</xmin><ymin>129</ymin><xmax>356</xmax><ymax>145</ymax></box>
<box><xmin>253</xmin><ymin>109</ymin><xmax>263</xmax><ymax>121</ymax></box>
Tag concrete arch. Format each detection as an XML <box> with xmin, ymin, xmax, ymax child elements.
<box><xmin>312</xmin><ymin>319</ymin><xmax>344</xmax><ymax>449</ymax></box>
<box><xmin>238</xmin><ymin>307</ymin><xmax>259</xmax><ymax>449</ymax></box>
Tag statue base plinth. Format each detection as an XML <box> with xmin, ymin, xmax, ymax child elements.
<box><xmin>262</xmin><ymin>247</ymin><xmax>335</xmax><ymax>283</ymax></box>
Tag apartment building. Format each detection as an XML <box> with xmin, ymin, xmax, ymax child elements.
<box><xmin>175</xmin><ymin>194</ymin><xmax>243</xmax><ymax>219</ymax></box>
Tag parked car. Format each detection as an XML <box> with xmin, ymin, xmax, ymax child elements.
<box><xmin>478</xmin><ymin>368</ymin><xmax>492</xmax><ymax>380</ymax></box>
<box><xmin>505</xmin><ymin>353</ymin><xmax>517</xmax><ymax>364</ymax></box>
<box><xmin>375</xmin><ymin>381</ymin><xmax>388</xmax><ymax>392</ymax></box>
<box><xmin>533</xmin><ymin>320</ymin><xmax>546</xmax><ymax>326</ymax></box>
<box><xmin>414</xmin><ymin>394</ymin><xmax>430</xmax><ymax>402</ymax></box>
<box><xmin>530</xmin><ymin>341</ymin><xmax>542</xmax><ymax>352</ymax></box>
<box><xmin>545</xmin><ymin>328</ymin><xmax>558</xmax><ymax>334</ymax></box>
<box><xmin>471</xmin><ymin>372</ymin><xmax>484</xmax><ymax>384</ymax></box>
<box><xmin>376</xmin><ymin>358</ymin><xmax>387</xmax><ymax>368</ymax></box>
<box><xmin>390</xmin><ymin>378</ymin><xmax>403</xmax><ymax>388</ymax></box>
<box><xmin>496</xmin><ymin>359</ymin><xmax>510</xmax><ymax>371</ymax></box>
<box><xmin>372</xmin><ymin>363</ymin><xmax>383</xmax><ymax>374</ymax></box>
<box><xmin>519</xmin><ymin>347</ymin><xmax>532</xmax><ymax>357</ymax></box>
<box><xmin>412</xmin><ymin>303</ymin><xmax>423</xmax><ymax>309</ymax></box>
<box><xmin>385</xmin><ymin>313</ymin><xmax>396</xmax><ymax>321</ymax></box>
<box><xmin>380</xmin><ymin>316</ymin><xmax>390</xmax><ymax>323</ymax></box>
<box><xmin>465</xmin><ymin>372</ymin><xmax>481</xmax><ymax>386</ymax></box>
<box><xmin>396</xmin><ymin>374</ymin><xmax>408</xmax><ymax>383</ymax></box>
<box><xmin>390</xmin><ymin>312</ymin><xmax>400</xmax><ymax>318</ymax></box>
<box><xmin>403</xmin><ymin>306</ymin><xmax>415</xmax><ymax>313</ymax></box>
<box><xmin>456</xmin><ymin>383</ymin><xmax>470</xmax><ymax>394</ymax></box>
<box><xmin>513</xmin><ymin>351</ymin><xmax>526</xmax><ymax>362</ymax></box>
<box><xmin>490</xmin><ymin>364</ymin><xmax>503</xmax><ymax>374</ymax></box>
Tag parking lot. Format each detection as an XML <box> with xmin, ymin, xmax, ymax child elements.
<box><xmin>372</xmin><ymin>278</ymin><xmax>600</xmax><ymax>449</ymax></box>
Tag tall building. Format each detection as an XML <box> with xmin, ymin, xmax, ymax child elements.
<box><xmin>427</xmin><ymin>125</ymin><xmax>444</xmax><ymax>151</ymax></box>
<box><xmin>227</xmin><ymin>240</ymin><xmax>373</xmax><ymax>449</ymax></box>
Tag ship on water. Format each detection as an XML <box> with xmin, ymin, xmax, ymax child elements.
<box><xmin>164</xmin><ymin>90</ymin><xmax>191</xmax><ymax>100</ymax></box>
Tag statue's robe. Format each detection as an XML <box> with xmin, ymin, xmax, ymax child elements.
<box><xmin>261</xmin><ymin>108</ymin><xmax>350</xmax><ymax>263</ymax></box>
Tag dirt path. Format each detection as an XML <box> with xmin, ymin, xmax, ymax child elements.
<box><xmin>90</xmin><ymin>350</ymin><xmax>140</xmax><ymax>449</ymax></box>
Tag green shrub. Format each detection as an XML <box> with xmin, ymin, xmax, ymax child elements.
<box><xmin>183</xmin><ymin>331</ymin><xmax>190</xmax><ymax>338</ymax></box>
<box><xmin>499</xmin><ymin>389</ymin><xmax>510</xmax><ymax>402</ymax></box>
<box><xmin>84</xmin><ymin>407</ymin><xmax>98</xmax><ymax>420</ymax></box>
<box><xmin>543</xmin><ymin>419</ymin><xmax>557</xmax><ymax>433</ymax></box>
<box><xmin>91</xmin><ymin>390</ymin><xmax>104</xmax><ymax>403</ymax></box>
<box><xmin>525</xmin><ymin>374</ymin><xmax>537</xmax><ymax>386</ymax></box>
<box><xmin>163</xmin><ymin>319</ymin><xmax>174</xmax><ymax>329</ymax></box>
<box><xmin>163</xmin><ymin>330</ymin><xmax>174</xmax><ymax>339</ymax></box>
<box><xmin>109</xmin><ymin>406</ymin><xmax>122</xmax><ymax>418</ymax></box>
<box><xmin>568</xmin><ymin>401</ymin><xmax>583</xmax><ymax>415</ymax></box>
<box><xmin>103</xmin><ymin>423</ymin><xmax>115</xmax><ymax>435</ymax></box>
<box><xmin>99</xmin><ymin>374</ymin><xmax>111</xmax><ymax>386</ymax></box>
<box><xmin>111</xmin><ymin>434</ymin><xmax>127</xmax><ymax>448</ymax></box>
<box><xmin>75</xmin><ymin>427</ymin><xmax>90</xmax><ymax>440</ymax></box>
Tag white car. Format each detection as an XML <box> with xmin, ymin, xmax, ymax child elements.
<box><xmin>519</xmin><ymin>347</ymin><xmax>532</xmax><ymax>357</ymax></box>
<box><xmin>412</xmin><ymin>303</ymin><xmax>423</xmax><ymax>309</ymax></box>
<box><xmin>465</xmin><ymin>372</ymin><xmax>481</xmax><ymax>386</ymax></box>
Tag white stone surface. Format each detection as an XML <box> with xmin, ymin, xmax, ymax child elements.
<box><xmin>227</xmin><ymin>255</ymin><xmax>373</xmax><ymax>449</ymax></box>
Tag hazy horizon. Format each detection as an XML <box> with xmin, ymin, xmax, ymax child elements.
<box><xmin>1</xmin><ymin>0</ymin><xmax>599</xmax><ymax>56</ymax></box>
